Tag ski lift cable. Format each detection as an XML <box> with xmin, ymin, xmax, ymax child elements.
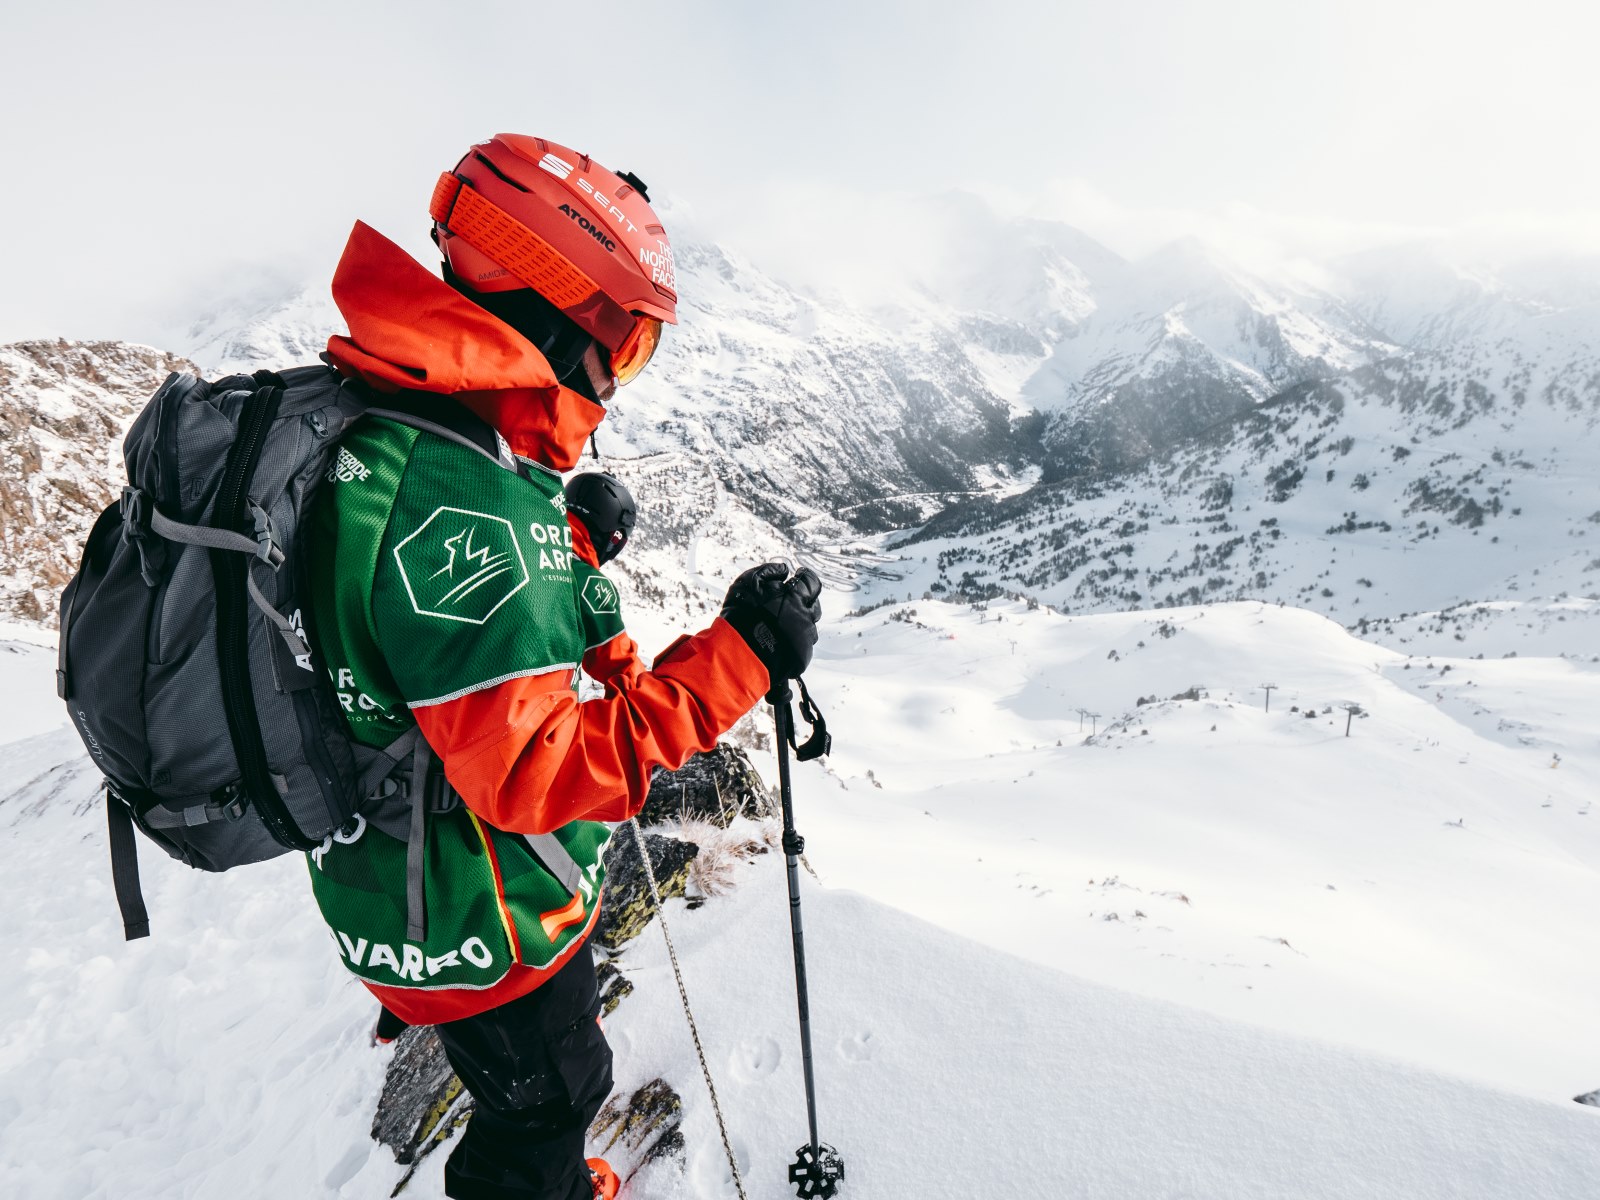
<box><xmin>625</xmin><ymin>816</ymin><xmax>750</xmax><ymax>1200</ymax></box>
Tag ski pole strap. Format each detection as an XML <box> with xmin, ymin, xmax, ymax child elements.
<box><xmin>104</xmin><ymin>784</ymin><xmax>151</xmax><ymax>941</ymax></box>
<box><xmin>791</xmin><ymin>677</ymin><xmax>831</xmax><ymax>762</ymax></box>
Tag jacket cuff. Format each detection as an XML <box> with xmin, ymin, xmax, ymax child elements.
<box><xmin>653</xmin><ymin>617</ymin><xmax>771</xmax><ymax>728</ymax></box>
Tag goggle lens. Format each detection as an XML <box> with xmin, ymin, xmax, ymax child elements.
<box><xmin>611</xmin><ymin>317</ymin><xmax>662</xmax><ymax>386</ymax></box>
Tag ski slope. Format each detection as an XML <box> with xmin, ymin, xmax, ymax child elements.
<box><xmin>794</xmin><ymin>600</ymin><xmax>1600</xmax><ymax>1099</ymax></box>
<box><xmin>1</xmin><ymin>599</ymin><xmax>1598</xmax><ymax>1198</ymax></box>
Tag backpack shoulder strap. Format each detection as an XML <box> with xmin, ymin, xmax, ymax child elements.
<box><xmin>363</xmin><ymin>391</ymin><xmax>529</xmax><ymax>479</ymax></box>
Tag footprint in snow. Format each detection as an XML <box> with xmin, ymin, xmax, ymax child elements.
<box><xmin>730</xmin><ymin>1035</ymin><xmax>782</xmax><ymax>1080</ymax></box>
<box><xmin>838</xmin><ymin>1029</ymin><xmax>878</xmax><ymax>1063</ymax></box>
<box><xmin>689</xmin><ymin>1132</ymin><xmax>753</xmax><ymax>1192</ymax></box>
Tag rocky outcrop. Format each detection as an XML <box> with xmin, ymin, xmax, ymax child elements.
<box><xmin>595</xmin><ymin>827</ymin><xmax>699</xmax><ymax>952</ymax></box>
<box><xmin>374</xmin><ymin>1025</ymin><xmax>685</xmax><ymax>1193</ymax></box>
<box><xmin>0</xmin><ymin>339</ymin><xmax>196</xmax><ymax>623</ymax></box>
<box><xmin>590</xmin><ymin>1078</ymin><xmax>686</xmax><ymax>1170</ymax></box>
<box><xmin>637</xmin><ymin>744</ymin><xmax>774</xmax><ymax>828</ymax></box>
<box><xmin>373</xmin><ymin>1027</ymin><xmax>469</xmax><ymax>1186</ymax></box>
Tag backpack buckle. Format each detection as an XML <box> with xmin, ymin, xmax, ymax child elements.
<box><xmin>425</xmin><ymin>764</ymin><xmax>461</xmax><ymax>814</ymax></box>
<box><xmin>208</xmin><ymin>785</ymin><xmax>248</xmax><ymax>823</ymax></box>
<box><xmin>120</xmin><ymin>487</ymin><xmax>165</xmax><ymax>586</ymax></box>
<box><xmin>120</xmin><ymin>486</ymin><xmax>145</xmax><ymax>535</ymax></box>
<box><xmin>248</xmin><ymin>502</ymin><xmax>284</xmax><ymax>569</ymax></box>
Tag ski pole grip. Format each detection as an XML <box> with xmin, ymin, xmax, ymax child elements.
<box><xmin>767</xmin><ymin>679</ymin><xmax>793</xmax><ymax>707</ymax></box>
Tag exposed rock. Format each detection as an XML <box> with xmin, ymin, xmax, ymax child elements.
<box><xmin>596</xmin><ymin>828</ymin><xmax>698</xmax><ymax>952</ymax></box>
<box><xmin>0</xmin><ymin>339</ymin><xmax>197</xmax><ymax>623</ymax></box>
<box><xmin>596</xmin><ymin>956</ymin><xmax>635</xmax><ymax>1016</ymax></box>
<box><xmin>1576</xmin><ymin>1089</ymin><xmax>1600</xmax><ymax>1108</ymax></box>
<box><xmin>375</xmin><ymin>1028</ymin><xmax>684</xmax><ymax>1194</ymax></box>
<box><xmin>373</xmin><ymin>1027</ymin><xmax>471</xmax><ymax>1192</ymax></box>
<box><xmin>638</xmin><ymin>744</ymin><xmax>775</xmax><ymax>830</ymax></box>
<box><xmin>591</xmin><ymin>1078</ymin><xmax>686</xmax><ymax>1170</ymax></box>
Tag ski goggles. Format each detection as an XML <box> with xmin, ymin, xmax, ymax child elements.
<box><xmin>609</xmin><ymin>316</ymin><xmax>662</xmax><ymax>387</ymax></box>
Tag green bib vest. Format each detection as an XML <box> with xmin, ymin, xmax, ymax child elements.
<box><xmin>304</xmin><ymin>416</ymin><xmax>621</xmax><ymax>992</ymax></box>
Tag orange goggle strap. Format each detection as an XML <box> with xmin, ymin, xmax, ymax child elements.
<box><xmin>430</xmin><ymin>172</ymin><xmax>636</xmax><ymax>352</ymax></box>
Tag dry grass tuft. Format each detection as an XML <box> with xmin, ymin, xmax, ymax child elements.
<box><xmin>672</xmin><ymin>815</ymin><xmax>774</xmax><ymax>897</ymax></box>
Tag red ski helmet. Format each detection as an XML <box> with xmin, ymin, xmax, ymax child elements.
<box><xmin>430</xmin><ymin>133</ymin><xmax>677</xmax><ymax>385</ymax></box>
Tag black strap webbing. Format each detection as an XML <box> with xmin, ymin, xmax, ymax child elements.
<box><xmin>405</xmin><ymin>741</ymin><xmax>431</xmax><ymax>943</ymax></box>
<box><xmin>105</xmin><ymin>788</ymin><xmax>151</xmax><ymax>941</ymax></box>
<box><xmin>792</xmin><ymin>677</ymin><xmax>832</xmax><ymax>762</ymax></box>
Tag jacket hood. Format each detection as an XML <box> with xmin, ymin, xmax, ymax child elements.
<box><xmin>325</xmin><ymin>221</ymin><xmax>604</xmax><ymax>471</ymax></box>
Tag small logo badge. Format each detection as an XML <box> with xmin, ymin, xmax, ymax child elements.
<box><xmin>582</xmin><ymin>574</ymin><xmax>619</xmax><ymax>616</ymax></box>
<box><xmin>538</xmin><ymin>153</ymin><xmax>574</xmax><ymax>180</ymax></box>
<box><xmin>327</xmin><ymin>447</ymin><xmax>371</xmax><ymax>484</ymax></box>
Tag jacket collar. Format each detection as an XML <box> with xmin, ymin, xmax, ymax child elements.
<box><xmin>324</xmin><ymin>221</ymin><xmax>604</xmax><ymax>472</ymax></box>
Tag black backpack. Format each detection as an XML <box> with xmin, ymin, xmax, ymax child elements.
<box><xmin>58</xmin><ymin>364</ymin><xmax>525</xmax><ymax>939</ymax></box>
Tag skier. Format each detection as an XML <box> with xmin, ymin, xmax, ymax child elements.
<box><xmin>306</xmin><ymin>134</ymin><xmax>822</xmax><ymax>1200</ymax></box>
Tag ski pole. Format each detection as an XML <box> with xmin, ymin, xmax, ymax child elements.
<box><xmin>770</xmin><ymin>679</ymin><xmax>845</xmax><ymax>1199</ymax></box>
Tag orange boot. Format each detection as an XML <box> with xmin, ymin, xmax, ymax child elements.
<box><xmin>587</xmin><ymin>1158</ymin><xmax>620</xmax><ymax>1199</ymax></box>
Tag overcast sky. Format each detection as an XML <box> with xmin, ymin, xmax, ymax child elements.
<box><xmin>2</xmin><ymin>0</ymin><xmax>1596</xmax><ymax>344</ymax></box>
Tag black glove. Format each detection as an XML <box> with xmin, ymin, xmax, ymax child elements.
<box><xmin>720</xmin><ymin>563</ymin><xmax>822</xmax><ymax>684</ymax></box>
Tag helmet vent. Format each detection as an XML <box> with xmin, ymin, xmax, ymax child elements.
<box><xmin>471</xmin><ymin>152</ymin><xmax>531</xmax><ymax>192</ymax></box>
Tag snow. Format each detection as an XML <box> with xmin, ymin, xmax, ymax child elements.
<box><xmin>1022</xmin><ymin>236</ymin><xmax>1398</xmax><ymax>416</ymax></box>
<box><xmin>599</xmin><ymin>859</ymin><xmax>1600</xmax><ymax>1200</ymax></box>
<box><xmin>796</xmin><ymin>601</ymin><xmax>1600</xmax><ymax>1100</ymax></box>
<box><xmin>3</xmin><ymin>594</ymin><xmax>1598</xmax><ymax>1198</ymax></box>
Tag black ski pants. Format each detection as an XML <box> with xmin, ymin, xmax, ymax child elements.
<box><xmin>435</xmin><ymin>941</ymin><xmax>613</xmax><ymax>1200</ymax></box>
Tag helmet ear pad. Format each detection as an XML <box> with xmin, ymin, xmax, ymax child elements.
<box><xmin>442</xmin><ymin>264</ymin><xmax>610</xmax><ymax>403</ymax></box>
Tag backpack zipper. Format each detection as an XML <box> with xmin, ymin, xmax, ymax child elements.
<box><xmin>211</xmin><ymin>379</ymin><xmax>319</xmax><ymax>851</ymax></box>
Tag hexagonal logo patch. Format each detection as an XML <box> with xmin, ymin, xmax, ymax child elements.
<box><xmin>393</xmin><ymin>507</ymin><xmax>530</xmax><ymax>625</ymax></box>
<box><xmin>582</xmin><ymin>573</ymin><xmax>620</xmax><ymax>616</ymax></box>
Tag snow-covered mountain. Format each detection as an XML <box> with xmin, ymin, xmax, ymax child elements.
<box><xmin>1026</xmin><ymin>238</ymin><xmax>1399</xmax><ymax>480</ymax></box>
<box><xmin>601</xmin><ymin>238</ymin><xmax>1040</xmax><ymax>533</ymax></box>
<box><xmin>895</xmin><ymin>302</ymin><xmax>1600</xmax><ymax>635</ymax></box>
<box><xmin>1329</xmin><ymin>242</ymin><xmax>1600</xmax><ymax>353</ymax></box>
<box><xmin>3</xmin><ymin>201</ymin><xmax>1597</xmax><ymax>648</ymax></box>
<box><xmin>176</xmin><ymin>224</ymin><xmax>1062</xmax><ymax>537</ymax></box>
<box><xmin>181</xmin><ymin>280</ymin><xmax>344</xmax><ymax>375</ymax></box>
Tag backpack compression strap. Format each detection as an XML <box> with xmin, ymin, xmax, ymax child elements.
<box><xmin>105</xmin><ymin>786</ymin><xmax>151</xmax><ymax>940</ymax></box>
<box><xmin>146</xmin><ymin>508</ymin><xmax>309</xmax><ymax>665</ymax></box>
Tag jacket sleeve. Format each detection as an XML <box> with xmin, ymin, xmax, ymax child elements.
<box><xmin>582</xmin><ymin>631</ymin><xmax>647</xmax><ymax>695</ymax></box>
<box><xmin>412</xmin><ymin>618</ymin><xmax>768</xmax><ymax>834</ymax></box>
